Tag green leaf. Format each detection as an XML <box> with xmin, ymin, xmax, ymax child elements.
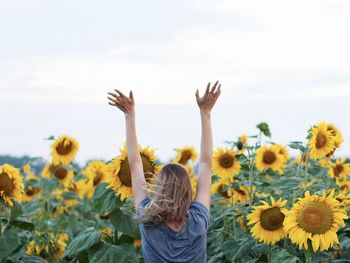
<box><xmin>10</xmin><ymin>217</ymin><xmax>35</xmax><ymax>231</ymax></box>
<box><xmin>222</xmin><ymin>238</ymin><xmax>256</xmax><ymax>261</ymax></box>
<box><xmin>10</xmin><ymin>202</ymin><xmax>23</xmax><ymax>221</ymax></box>
<box><xmin>93</xmin><ymin>184</ymin><xmax>122</xmax><ymax>215</ymax></box>
<box><xmin>270</xmin><ymin>248</ymin><xmax>299</xmax><ymax>263</ymax></box>
<box><xmin>8</xmin><ymin>255</ymin><xmax>49</xmax><ymax>263</ymax></box>
<box><xmin>61</xmin><ymin>191</ymin><xmax>80</xmax><ymax>200</ymax></box>
<box><xmin>63</xmin><ymin>227</ymin><xmax>101</xmax><ymax>257</ymax></box>
<box><xmin>88</xmin><ymin>242</ymin><xmax>128</xmax><ymax>263</ymax></box>
<box><xmin>110</xmin><ymin>209</ymin><xmax>138</xmax><ymax>238</ymax></box>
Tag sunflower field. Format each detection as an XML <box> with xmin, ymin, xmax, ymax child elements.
<box><xmin>1</xmin><ymin>121</ymin><xmax>350</xmax><ymax>263</ymax></box>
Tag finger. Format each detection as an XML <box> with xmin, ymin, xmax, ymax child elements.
<box><xmin>210</xmin><ymin>80</ymin><xmax>219</xmax><ymax>93</ymax></box>
<box><xmin>195</xmin><ymin>89</ymin><xmax>200</xmax><ymax>100</ymax></box>
<box><xmin>107</xmin><ymin>92</ymin><xmax>120</xmax><ymax>99</ymax></box>
<box><xmin>129</xmin><ymin>90</ymin><xmax>134</xmax><ymax>100</ymax></box>
<box><xmin>215</xmin><ymin>84</ymin><xmax>221</xmax><ymax>96</ymax></box>
<box><xmin>205</xmin><ymin>82</ymin><xmax>210</xmax><ymax>95</ymax></box>
<box><xmin>107</xmin><ymin>96</ymin><xmax>117</xmax><ymax>103</ymax></box>
<box><xmin>114</xmin><ymin>89</ymin><xmax>127</xmax><ymax>98</ymax></box>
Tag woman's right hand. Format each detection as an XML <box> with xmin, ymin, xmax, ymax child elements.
<box><xmin>195</xmin><ymin>81</ymin><xmax>221</xmax><ymax>114</ymax></box>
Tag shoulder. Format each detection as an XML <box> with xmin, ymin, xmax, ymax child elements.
<box><xmin>189</xmin><ymin>201</ymin><xmax>212</xmax><ymax>231</ymax></box>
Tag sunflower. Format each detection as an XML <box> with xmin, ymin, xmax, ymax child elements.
<box><xmin>22</xmin><ymin>173</ymin><xmax>42</xmax><ymax>202</ymax></box>
<box><xmin>255</xmin><ymin>145</ymin><xmax>286</xmax><ymax>174</ymax></box>
<box><xmin>247</xmin><ymin>196</ymin><xmax>288</xmax><ymax>245</ymax></box>
<box><xmin>328</xmin><ymin>158</ymin><xmax>350</xmax><ymax>179</ymax></box>
<box><xmin>335</xmin><ymin>191</ymin><xmax>350</xmax><ymax>211</ymax></box>
<box><xmin>283</xmin><ymin>190</ymin><xmax>348</xmax><ymax>251</ymax></box>
<box><xmin>326</xmin><ymin>123</ymin><xmax>344</xmax><ymax>157</ymax></box>
<box><xmin>0</xmin><ymin>164</ymin><xmax>24</xmax><ymax>206</ymax></box>
<box><xmin>211</xmin><ymin>179</ymin><xmax>232</xmax><ymax>202</ymax></box>
<box><xmin>173</xmin><ymin>146</ymin><xmax>198</xmax><ymax>165</ymax></box>
<box><xmin>26</xmin><ymin>232</ymin><xmax>67</xmax><ymax>260</ymax></box>
<box><xmin>107</xmin><ymin>144</ymin><xmax>161</xmax><ymax>201</ymax></box>
<box><xmin>50</xmin><ymin>135</ymin><xmax>79</xmax><ymax>165</ymax></box>
<box><xmin>42</xmin><ymin>163</ymin><xmax>74</xmax><ymax>187</ymax></box>
<box><xmin>184</xmin><ymin>164</ymin><xmax>194</xmax><ymax>176</ymax></box>
<box><xmin>212</xmin><ymin>147</ymin><xmax>241</xmax><ymax>180</ymax></box>
<box><xmin>308</xmin><ymin>122</ymin><xmax>335</xmax><ymax>160</ymax></box>
<box><xmin>336</xmin><ymin>178</ymin><xmax>350</xmax><ymax>192</ymax></box>
<box><xmin>233</xmin><ymin>185</ymin><xmax>249</xmax><ymax>204</ymax></box>
<box><xmin>82</xmin><ymin>160</ymin><xmax>109</xmax><ymax>197</ymax></box>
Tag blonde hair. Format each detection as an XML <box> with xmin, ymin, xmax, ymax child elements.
<box><xmin>136</xmin><ymin>163</ymin><xmax>192</xmax><ymax>226</ymax></box>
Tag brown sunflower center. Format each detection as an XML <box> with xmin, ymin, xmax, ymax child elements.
<box><xmin>234</xmin><ymin>188</ymin><xmax>246</xmax><ymax>196</ymax></box>
<box><xmin>219</xmin><ymin>153</ymin><xmax>234</xmax><ymax>168</ymax></box>
<box><xmin>263</xmin><ymin>151</ymin><xmax>276</xmax><ymax>165</ymax></box>
<box><xmin>178</xmin><ymin>150</ymin><xmax>192</xmax><ymax>165</ymax></box>
<box><xmin>218</xmin><ymin>184</ymin><xmax>230</xmax><ymax>198</ymax></box>
<box><xmin>118</xmin><ymin>154</ymin><xmax>155</xmax><ymax>187</ymax></box>
<box><xmin>56</xmin><ymin>139</ymin><xmax>73</xmax><ymax>155</ymax></box>
<box><xmin>333</xmin><ymin>165</ymin><xmax>344</xmax><ymax>177</ymax></box>
<box><xmin>93</xmin><ymin>171</ymin><xmax>104</xmax><ymax>186</ymax></box>
<box><xmin>260</xmin><ymin>207</ymin><xmax>285</xmax><ymax>231</ymax></box>
<box><xmin>0</xmin><ymin>172</ymin><xmax>14</xmax><ymax>195</ymax></box>
<box><xmin>297</xmin><ymin>201</ymin><xmax>333</xmax><ymax>234</ymax></box>
<box><xmin>26</xmin><ymin>186</ymin><xmax>40</xmax><ymax>196</ymax></box>
<box><xmin>53</xmin><ymin>166</ymin><xmax>68</xmax><ymax>180</ymax></box>
<box><xmin>316</xmin><ymin>133</ymin><xmax>327</xmax><ymax>149</ymax></box>
<box><xmin>141</xmin><ymin>154</ymin><xmax>155</xmax><ymax>182</ymax></box>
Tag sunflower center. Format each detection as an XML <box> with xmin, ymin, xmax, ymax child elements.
<box><xmin>56</xmin><ymin>139</ymin><xmax>73</xmax><ymax>155</ymax></box>
<box><xmin>53</xmin><ymin>166</ymin><xmax>68</xmax><ymax>180</ymax></box>
<box><xmin>218</xmin><ymin>185</ymin><xmax>230</xmax><ymax>198</ymax></box>
<box><xmin>316</xmin><ymin>133</ymin><xmax>327</xmax><ymax>149</ymax></box>
<box><xmin>178</xmin><ymin>150</ymin><xmax>192</xmax><ymax>165</ymax></box>
<box><xmin>26</xmin><ymin>186</ymin><xmax>40</xmax><ymax>196</ymax></box>
<box><xmin>333</xmin><ymin>165</ymin><xmax>344</xmax><ymax>177</ymax></box>
<box><xmin>263</xmin><ymin>151</ymin><xmax>276</xmax><ymax>165</ymax></box>
<box><xmin>235</xmin><ymin>188</ymin><xmax>246</xmax><ymax>196</ymax></box>
<box><xmin>260</xmin><ymin>207</ymin><xmax>285</xmax><ymax>231</ymax></box>
<box><xmin>0</xmin><ymin>172</ymin><xmax>14</xmax><ymax>195</ymax></box>
<box><xmin>93</xmin><ymin>171</ymin><xmax>104</xmax><ymax>186</ymax></box>
<box><xmin>297</xmin><ymin>201</ymin><xmax>333</xmax><ymax>234</ymax></box>
<box><xmin>119</xmin><ymin>159</ymin><xmax>132</xmax><ymax>187</ymax></box>
<box><xmin>219</xmin><ymin>153</ymin><xmax>234</xmax><ymax>168</ymax></box>
<box><xmin>141</xmin><ymin>154</ymin><xmax>155</xmax><ymax>182</ymax></box>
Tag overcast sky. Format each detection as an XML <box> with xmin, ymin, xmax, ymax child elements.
<box><xmin>1</xmin><ymin>0</ymin><xmax>350</xmax><ymax>165</ymax></box>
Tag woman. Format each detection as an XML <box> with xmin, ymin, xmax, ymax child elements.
<box><xmin>107</xmin><ymin>81</ymin><xmax>221</xmax><ymax>262</ymax></box>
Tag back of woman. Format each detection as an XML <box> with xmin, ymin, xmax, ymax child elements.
<box><xmin>107</xmin><ymin>81</ymin><xmax>221</xmax><ymax>262</ymax></box>
<box><xmin>137</xmin><ymin>196</ymin><xmax>211</xmax><ymax>263</ymax></box>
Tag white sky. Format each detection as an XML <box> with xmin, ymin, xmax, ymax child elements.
<box><xmin>1</xmin><ymin>0</ymin><xmax>350</xmax><ymax>165</ymax></box>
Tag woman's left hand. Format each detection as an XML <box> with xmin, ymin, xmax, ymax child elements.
<box><xmin>107</xmin><ymin>89</ymin><xmax>135</xmax><ymax>116</ymax></box>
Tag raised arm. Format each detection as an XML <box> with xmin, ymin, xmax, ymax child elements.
<box><xmin>107</xmin><ymin>89</ymin><xmax>147</xmax><ymax>207</ymax></box>
<box><xmin>194</xmin><ymin>81</ymin><xmax>221</xmax><ymax>210</ymax></box>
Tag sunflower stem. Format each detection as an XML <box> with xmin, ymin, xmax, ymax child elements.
<box><xmin>305</xmin><ymin>249</ymin><xmax>313</xmax><ymax>263</ymax></box>
<box><xmin>228</xmin><ymin>178</ymin><xmax>237</xmax><ymax>240</ymax></box>
<box><xmin>267</xmin><ymin>244</ymin><xmax>272</xmax><ymax>263</ymax></box>
<box><xmin>303</xmin><ymin>160</ymin><xmax>309</xmax><ymax>191</ymax></box>
<box><xmin>248</xmin><ymin>151</ymin><xmax>255</xmax><ymax>208</ymax></box>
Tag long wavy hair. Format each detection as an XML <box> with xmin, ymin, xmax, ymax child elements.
<box><xmin>136</xmin><ymin>163</ymin><xmax>192</xmax><ymax>227</ymax></box>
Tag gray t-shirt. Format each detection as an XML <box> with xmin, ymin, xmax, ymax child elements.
<box><xmin>136</xmin><ymin>198</ymin><xmax>212</xmax><ymax>263</ymax></box>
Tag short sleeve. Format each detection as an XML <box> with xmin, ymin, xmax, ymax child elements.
<box><xmin>136</xmin><ymin>197</ymin><xmax>151</xmax><ymax>219</ymax></box>
<box><xmin>190</xmin><ymin>201</ymin><xmax>212</xmax><ymax>231</ymax></box>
